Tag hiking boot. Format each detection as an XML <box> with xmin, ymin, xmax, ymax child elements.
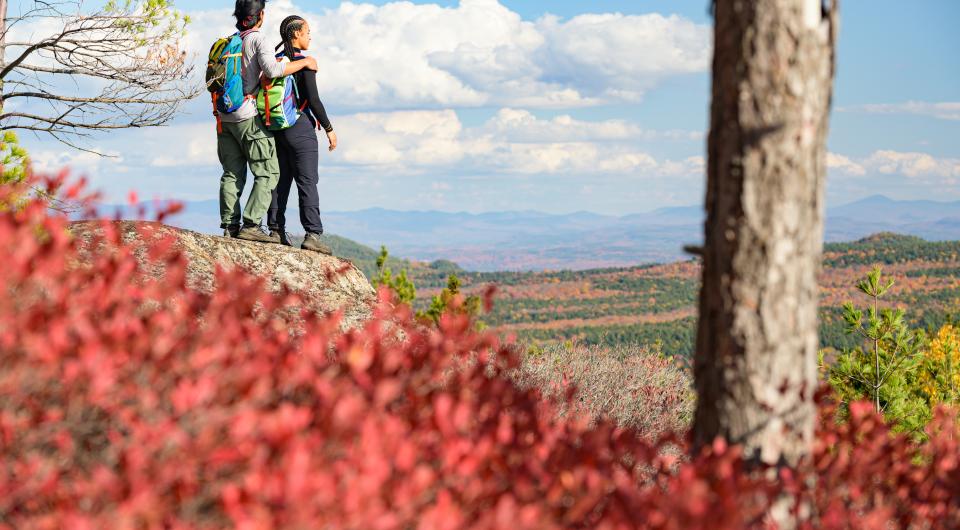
<box><xmin>301</xmin><ymin>232</ymin><xmax>332</xmax><ymax>255</ymax></box>
<box><xmin>223</xmin><ymin>224</ymin><xmax>240</xmax><ymax>238</ymax></box>
<box><xmin>237</xmin><ymin>223</ymin><xmax>281</xmax><ymax>244</ymax></box>
<box><xmin>269</xmin><ymin>228</ymin><xmax>292</xmax><ymax>247</ymax></box>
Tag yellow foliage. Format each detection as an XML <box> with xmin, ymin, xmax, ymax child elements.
<box><xmin>919</xmin><ymin>324</ymin><xmax>960</xmax><ymax>404</ymax></box>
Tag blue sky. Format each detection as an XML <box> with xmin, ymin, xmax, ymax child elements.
<box><xmin>14</xmin><ymin>0</ymin><xmax>960</xmax><ymax>214</ymax></box>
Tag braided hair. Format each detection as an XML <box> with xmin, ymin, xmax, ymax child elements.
<box><xmin>233</xmin><ymin>0</ymin><xmax>266</xmax><ymax>31</ymax></box>
<box><xmin>276</xmin><ymin>15</ymin><xmax>307</xmax><ymax>60</ymax></box>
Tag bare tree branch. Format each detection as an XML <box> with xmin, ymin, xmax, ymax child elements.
<box><xmin>1</xmin><ymin>111</ymin><xmax>168</xmax><ymax>129</ymax></box>
<box><xmin>0</xmin><ymin>24</ymin><xmax>95</xmax><ymax>80</ymax></box>
<box><xmin>5</xmin><ymin>91</ymin><xmax>183</xmax><ymax>105</ymax></box>
<box><xmin>1</xmin><ymin>0</ymin><xmax>201</xmax><ymax>153</ymax></box>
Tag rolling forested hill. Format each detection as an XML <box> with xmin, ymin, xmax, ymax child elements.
<box><xmin>300</xmin><ymin>231</ymin><xmax>957</xmax><ymax>358</ymax></box>
<box><xmin>306</xmin><ymin>233</ymin><xmax>463</xmax><ymax>285</ymax></box>
<box><xmin>387</xmin><ymin>233</ymin><xmax>959</xmax><ymax>358</ymax></box>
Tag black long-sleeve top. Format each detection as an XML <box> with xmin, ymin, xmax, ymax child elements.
<box><xmin>286</xmin><ymin>51</ymin><xmax>333</xmax><ymax>133</ymax></box>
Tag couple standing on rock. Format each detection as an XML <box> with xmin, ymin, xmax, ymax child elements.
<box><xmin>208</xmin><ymin>0</ymin><xmax>337</xmax><ymax>254</ymax></box>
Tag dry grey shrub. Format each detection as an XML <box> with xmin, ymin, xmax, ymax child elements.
<box><xmin>514</xmin><ymin>342</ymin><xmax>694</xmax><ymax>440</ymax></box>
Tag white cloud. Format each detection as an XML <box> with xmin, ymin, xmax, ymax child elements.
<box><xmin>537</xmin><ymin>12</ymin><xmax>708</xmax><ymax>102</ymax></box>
<box><xmin>30</xmin><ymin>148</ymin><xmax>123</xmax><ymax>175</ymax></box>
<box><xmin>827</xmin><ymin>149</ymin><xmax>960</xmax><ymax>191</ymax></box>
<box><xmin>178</xmin><ymin>0</ymin><xmax>710</xmax><ymax>110</ymax></box>
<box><xmin>332</xmin><ymin>108</ymin><xmax>701</xmax><ymax>176</ymax></box>
<box><xmin>659</xmin><ymin>156</ymin><xmax>705</xmax><ymax>177</ymax></box>
<box><xmin>864</xmin><ymin>150</ymin><xmax>960</xmax><ymax>179</ymax></box>
<box><xmin>478</xmin><ymin>108</ymin><xmax>701</xmax><ymax>143</ymax></box>
<box><xmin>149</xmin><ymin>123</ymin><xmax>218</xmax><ymax>168</ymax></box>
<box><xmin>132</xmin><ymin>107</ymin><xmax>703</xmax><ymax>179</ymax></box>
<box><xmin>482</xmin><ymin>108</ymin><xmax>638</xmax><ymax>141</ymax></box>
<box><xmin>10</xmin><ymin>0</ymin><xmax>711</xmax><ymax>211</ymax></box>
<box><xmin>840</xmin><ymin>101</ymin><xmax>960</xmax><ymax>121</ymax></box>
<box><xmin>335</xmin><ymin>109</ymin><xmax>466</xmax><ymax>167</ymax></box>
<box><xmin>827</xmin><ymin>152</ymin><xmax>866</xmax><ymax>176</ymax></box>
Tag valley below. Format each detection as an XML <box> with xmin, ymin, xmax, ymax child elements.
<box><xmin>328</xmin><ymin>233</ymin><xmax>960</xmax><ymax>359</ymax></box>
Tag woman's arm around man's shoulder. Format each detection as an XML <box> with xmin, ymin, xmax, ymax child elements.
<box><xmin>283</xmin><ymin>55</ymin><xmax>317</xmax><ymax>76</ymax></box>
<box><xmin>250</xmin><ymin>31</ymin><xmax>317</xmax><ymax>77</ymax></box>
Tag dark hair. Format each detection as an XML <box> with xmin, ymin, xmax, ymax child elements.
<box><xmin>276</xmin><ymin>15</ymin><xmax>306</xmax><ymax>60</ymax></box>
<box><xmin>233</xmin><ymin>0</ymin><xmax>266</xmax><ymax>31</ymax></box>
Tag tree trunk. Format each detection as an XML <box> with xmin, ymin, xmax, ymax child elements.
<box><xmin>693</xmin><ymin>0</ymin><xmax>837</xmax><ymax>465</ymax></box>
<box><xmin>0</xmin><ymin>0</ymin><xmax>6</xmax><ymax>44</ymax></box>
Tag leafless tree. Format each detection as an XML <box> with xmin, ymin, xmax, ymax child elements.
<box><xmin>0</xmin><ymin>0</ymin><xmax>198</xmax><ymax>153</ymax></box>
<box><xmin>693</xmin><ymin>0</ymin><xmax>839</xmax><ymax>466</ymax></box>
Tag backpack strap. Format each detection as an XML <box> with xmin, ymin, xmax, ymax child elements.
<box><xmin>291</xmin><ymin>74</ymin><xmax>303</xmax><ymax>108</ymax></box>
<box><xmin>221</xmin><ymin>52</ymin><xmax>242</xmax><ymax>76</ymax></box>
<box><xmin>237</xmin><ymin>30</ymin><xmax>257</xmax><ymax>80</ymax></box>
<box><xmin>262</xmin><ymin>76</ymin><xmax>272</xmax><ymax>127</ymax></box>
<box><xmin>285</xmin><ymin>65</ymin><xmax>310</xmax><ymax>116</ymax></box>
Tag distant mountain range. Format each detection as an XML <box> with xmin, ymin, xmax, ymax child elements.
<box><xmin>107</xmin><ymin>195</ymin><xmax>960</xmax><ymax>271</ymax></box>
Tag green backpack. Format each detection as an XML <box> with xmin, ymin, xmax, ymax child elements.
<box><xmin>256</xmin><ymin>55</ymin><xmax>306</xmax><ymax>131</ymax></box>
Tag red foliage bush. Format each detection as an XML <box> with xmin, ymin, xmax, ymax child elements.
<box><xmin>1</xmin><ymin>175</ymin><xmax>959</xmax><ymax>529</ymax></box>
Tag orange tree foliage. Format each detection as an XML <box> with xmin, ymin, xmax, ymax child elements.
<box><xmin>2</xmin><ymin>174</ymin><xmax>960</xmax><ymax>529</ymax></box>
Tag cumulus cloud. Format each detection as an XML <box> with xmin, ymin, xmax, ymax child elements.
<box><xmin>839</xmin><ymin>101</ymin><xmax>960</xmax><ymax>121</ymax></box>
<box><xmin>827</xmin><ymin>152</ymin><xmax>866</xmax><ymax>176</ymax></box>
<box><xmin>335</xmin><ymin>110</ymin><xmax>467</xmax><ymax>167</ymax></box>
<box><xmin>864</xmin><ymin>150</ymin><xmax>960</xmax><ymax>179</ymax></box>
<box><xmin>30</xmin><ymin>148</ymin><xmax>124</xmax><ymax>175</ymax></box>
<box><xmin>178</xmin><ymin>0</ymin><xmax>710</xmax><ymax>110</ymax></box>
<box><xmin>11</xmin><ymin>0</ymin><xmax>711</xmax><ymax>210</ymax></box>
<box><xmin>136</xmin><ymin>108</ymin><xmax>703</xmax><ymax>179</ymax></box>
<box><xmin>537</xmin><ymin>12</ymin><xmax>708</xmax><ymax>102</ymax></box>
<box><xmin>331</xmin><ymin>108</ymin><xmax>702</xmax><ymax>176</ymax></box>
<box><xmin>828</xmin><ymin>150</ymin><xmax>960</xmax><ymax>189</ymax></box>
<box><xmin>659</xmin><ymin>156</ymin><xmax>705</xmax><ymax>177</ymax></box>
<box><xmin>149</xmin><ymin>123</ymin><xmax>218</xmax><ymax>168</ymax></box>
<box><xmin>478</xmin><ymin>108</ymin><xmax>701</xmax><ymax>143</ymax></box>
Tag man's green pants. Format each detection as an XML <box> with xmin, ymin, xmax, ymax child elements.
<box><xmin>217</xmin><ymin>116</ymin><xmax>280</xmax><ymax>228</ymax></box>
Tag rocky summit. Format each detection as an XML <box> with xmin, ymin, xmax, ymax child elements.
<box><xmin>70</xmin><ymin>221</ymin><xmax>375</xmax><ymax>330</ymax></box>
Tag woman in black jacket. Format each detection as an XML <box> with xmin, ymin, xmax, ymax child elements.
<box><xmin>267</xmin><ymin>15</ymin><xmax>338</xmax><ymax>254</ymax></box>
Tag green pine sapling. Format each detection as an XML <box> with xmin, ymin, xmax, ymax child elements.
<box><xmin>424</xmin><ymin>273</ymin><xmax>483</xmax><ymax>327</ymax></box>
<box><xmin>372</xmin><ymin>246</ymin><xmax>416</xmax><ymax>305</ymax></box>
<box><xmin>827</xmin><ymin>266</ymin><xmax>927</xmax><ymax>433</ymax></box>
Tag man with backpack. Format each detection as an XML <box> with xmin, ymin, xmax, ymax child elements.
<box><xmin>209</xmin><ymin>0</ymin><xmax>318</xmax><ymax>243</ymax></box>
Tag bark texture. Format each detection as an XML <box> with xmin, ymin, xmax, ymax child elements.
<box><xmin>693</xmin><ymin>0</ymin><xmax>837</xmax><ymax>465</ymax></box>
